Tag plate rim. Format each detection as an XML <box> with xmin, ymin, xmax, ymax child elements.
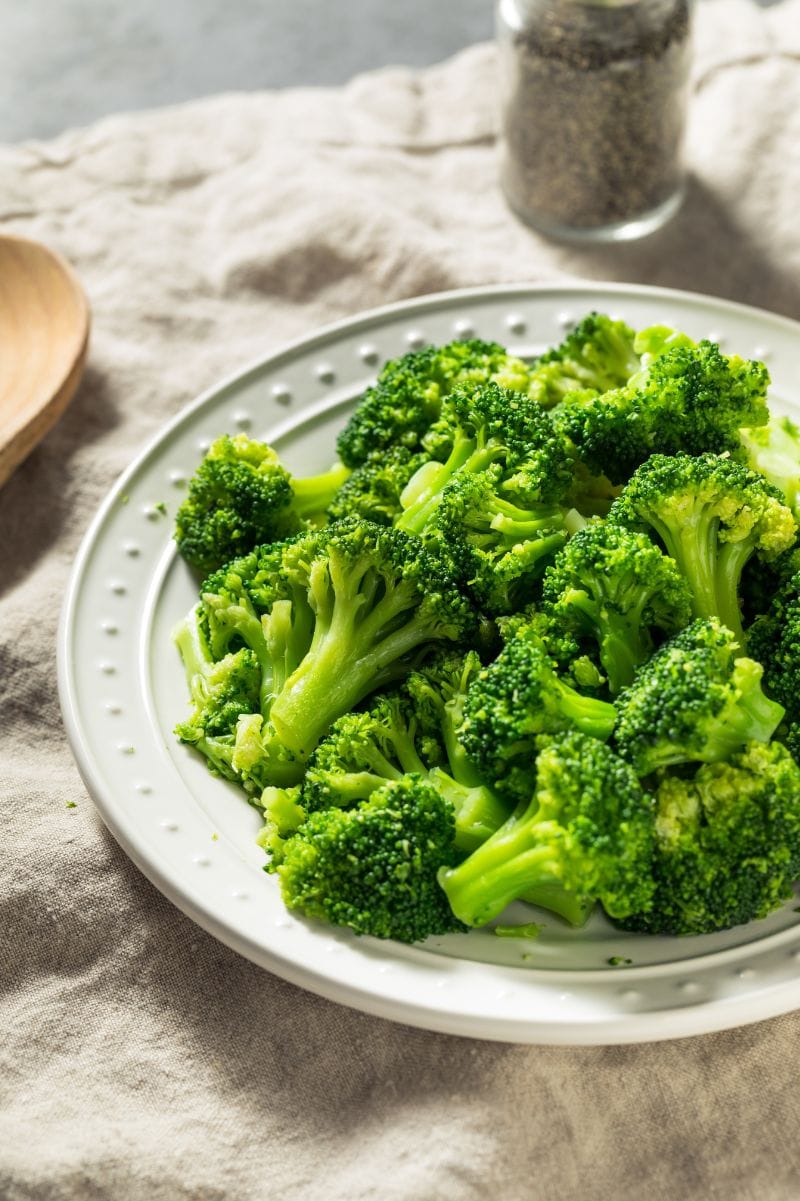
<box><xmin>57</xmin><ymin>280</ymin><xmax>800</xmax><ymax>1045</ymax></box>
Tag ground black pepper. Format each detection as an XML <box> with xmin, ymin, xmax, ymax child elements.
<box><xmin>498</xmin><ymin>0</ymin><xmax>691</xmax><ymax>237</ymax></box>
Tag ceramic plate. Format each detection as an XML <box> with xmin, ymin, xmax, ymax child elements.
<box><xmin>58</xmin><ymin>283</ymin><xmax>800</xmax><ymax>1044</ymax></box>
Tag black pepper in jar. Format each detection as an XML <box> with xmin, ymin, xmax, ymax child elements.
<box><xmin>497</xmin><ymin>0</ymin><xmax>691</xmax><ymax>240</ymax></box>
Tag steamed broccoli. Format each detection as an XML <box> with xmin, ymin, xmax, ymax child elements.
<box><xmin>275</xmin><ymin>775</ymin><xmax>464</xmax><ymax>941</ymax></box>
<box><xmin>428</xmin><ymin>469</ymin><xmax>568</xmax><ymax>615</ymax></box>
<box><xmin>749</xmin><ymin>569</ymin><xmax>800</xmax><ymax>733</ymax></box>
<box><xmin>609</xmin><ymin>452</ymin><xmax>796</xmax><ymax>645</ymax></box>
<box><xmin>614</xmin><ymin>618</ymin><xmax>784</xmax><ymax>776</ymax></box>
<box><xmin>337</xmin><ymin>339</ymin><xmax>536</xmax><ymax>467</ymax></box>
<box><xmin>397</xmin><ymin>382</ymin><xmax>572</xmax><ymax>535</ymax></box>
<box><xmin>177</xmin><ymin>519</ymin><xmax>475</xmax><ymax>789</ymax></box>
<box><xmin>174</xmin><ymin>433</ymin><xmax>350</xmax><ymax>573</ymax></box>
<box><xmin>439</xmin><ymin>731</ymin><xmax>656</xmax><ymax>928</ymax></box>
<box><xmin>286</xmin><ymin>655</ymin><xmax>509</xmax><ymax>850</ymax></box>
<box><xmin>526</xmin><ymin>313</ymin><xmax>641</xmax><ymax>407</ymax></box>
<box><xmin>739</xmin><ymin>415</ymin><xmax>800</xmax><ymax>517</ymax></box>
<box><xmin>460</xmin><ymin>623</ymin><xmax>617</xmax><ymax>803</ymax></box>
<box><xmin>555</xmin><ymin>341</ymin><xmax>770</xmax><ymax>484</ymax></box>
<box><xmin>173</xmin><ymin>611</ymin><xmax>261</xmax><ymax>781</ymax></box>
<box><xmin>541</xmin><ymin>520</ymin><xmax>692</xmax><ymax>693</ymax></box>
<box><xmin>618</xmin><ymin>742</ymin><xmax>800</xmax><ymax>935</ymax></box>
<box><xmin>326</xmin><ymin>446</ymin><xmax>427</xmax><ymax>526</ymax></box>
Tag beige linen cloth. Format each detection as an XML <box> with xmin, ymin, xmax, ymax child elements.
<box><xmin>4</xmin><ymin>2</ymin><xmax>800</xmax><ymax>1197</ymax></box>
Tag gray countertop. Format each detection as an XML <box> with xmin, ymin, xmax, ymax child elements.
<box><xmin>0</xmin><ymin>0</ymin><xmax>493</xmax><ymax>142</ymax></box>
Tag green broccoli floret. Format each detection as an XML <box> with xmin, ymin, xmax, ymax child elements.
<box><xmin>749</xmin><ymin>569</ymin><xmax>800</xmax><ymax>731</ymax></box>
<box><xmin>326</xmin><ymin>446</ymin><xmax>427</xmax><ymax>526</ymax></box>
<box><xmin>614</xmin><ymin>618</ymin><xmax>784</xmax><ymax>776</ymax></box>
<box><xmin>527</xmin><ymin>313</ymin><xmax>640</xmax><ymax>407</ymax></box>
<box><xmin>288</xmin><ymin>655</ymin><xmax>509</xmax><ymax>851</ymax></box>
<box><xmin>397</xmin><ymin>382</ymin><xmax>572</xmax><ymax>538</ymax></box>
<box><xmin>618</xmin><ymin>742</ymin><xmax>800</xmax><ymax>935</ymax></box>
<box><xmin>336</xmin><ymin>339</ymin><xmax>536</xmax><ymax>467</ymax></box>
<box><xmin>174</xmin><ymin>433</ymin><xmax>350</xmax><ymax>573</ymax></box>
<box><xmin>541</xmin><ymin>520</ymin><xmax>693</xmax><ymax>693</ymax></box>
<box><xmin>177</xmin><ymin>519</ymin><xmax>475</xmax><ymax>790</ymax></box>
<box><xmin>739</xmin><ymin>415</ymin><xmax>800</xmax><ymax>517</ymax></box>
<box><xmin>609</xmin><ymin>452</ymin><xmax>796</xmax><ymax>645</ymax></box>
<box><xmin>173</xmin><ymin>609</ymin><xmax>261</xmax><ymax>781</ymax></box>
<box><xmin>428</xmin><ymin>469</ymin><xmax>568</xmax><ymax>615</ymax></box>
<box><xmin>439</xmin><ymin>731</ymin><xmax>656</xmax><ymax>928</ymax></box>
<box><xmin>460</xmin><ymin>623</ymin><xmax>616</xmax><ymax>803</ymax></box>
<box><xmin>275</xmin><ymin>775</ymin><xmax>464</xmax><ymax>941</ymax></box>
<box><xmin>554</xmin><ymin>341</ymin><xmax>770</xmax><ymax>484</ymax></box>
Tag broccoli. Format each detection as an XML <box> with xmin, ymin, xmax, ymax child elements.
<box><xmin>459</xmin><ymin>623</ymin><xmax>616</xmax><ymax>803</ymax></box>
<box><xmin>337</xmin><ymin>339</ymin><xmax>536</xmax><ymax>467</ymax></box>
<box><xmin>739</xmin><ymin>414</ymin><xmax>800</xmax><ymax>517</ymax></box>
<box><xmin>397</xmin><ymin>381</ymin><xmax>572</xmax><ymax>538</ymax></box>
<box><xmin>176</xmin><ymin>519</ymin><xmax>475</xmax><ymax>789</ymax></box>
<box><xmin>614</xmin><ymin>618</ymin><xmax>784</xmax><ymax>776</ymax></box>
<box><xmin>288</xmin><ymin>655</ymin><xmax>510</xmax><ymax>853</ymax></box>
<box><xmin>526</xmin><ymin>313</ymin><xmax>641</xmax><ymax>407</ymax></box>
<box><xmin>609</xmin><ymin>452</ymin><xmax>796</xmax><ymax>645</ymax></box>
<box><xmin>618</xmin><ymin>741</ymin><xmax>800</xmax><ymax>935</ymax></box>
<box><xmin>555</xmin><ymin>341</ymin><xmax>770</xmax><ymax>484</ymax></box>
<box><xmin>173</xmin><ymin>610</ymin><xmax>261</xmax><ymax>781</ymax></box>
<box><xmin>428</xmin><ymin>469</ymin><xmax>568</xmax><ymax>615</ymax></box>
<box><xmin>748</xmin><ymin>569</ymin><xmax>800</xmax><ymax>731</ymax></box>
<box><xmin>275</xmin><ymin>775</ymin><xmax>465</xmax><ymax>941</ymax></box>
<box><xmin>438</xmin><ymin>731</ymin><xmax>656</xmax><ymax>928</ymax></box>
<box><xmin>326</xmin><ymin>446</ymin><xmax>427</xmax><ymax>526</ymax></box>
<box><xmin>174</xmin><ymin>433</ymin><xmax>350</xmax><ymax>574</ymax></box>
<box><xmin>541</xmin><ymin>520</ymin><xmax>693</xmax><ymax>693</ymax></box>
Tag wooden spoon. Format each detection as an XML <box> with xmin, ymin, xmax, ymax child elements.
<box><xmin>0</xmin><ymin>233</ymin><xmax>90</xmax><ymax>488</ymax></box>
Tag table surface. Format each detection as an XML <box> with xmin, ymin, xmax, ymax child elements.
<box><xmin>0</xmin><ymin>0</ymin><xmax>493</xmax><ymax>143</ymax></box>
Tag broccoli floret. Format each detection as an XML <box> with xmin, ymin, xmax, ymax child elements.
<box><xmin>176</xmin><ymin>521</ymin><xmax>473</xmax><ymax>790</ymax></box>
<box><xmin>439</xmin><ymin>731</ymin><xmax>656</xmax><ymax>927</ymax></box>
<box><xmin>555</xmin><ymin>341</ymin><xmax>770</xmax><ymax>484</ymax></box>
<box><xmin>749</xmin><ymin>569</ymin><xmax>800</xmax><ymax>730</ymax></box>
<box><xmin>614</xmin><ymin>618</ymin><xmax>784</xmax><ymax>776</ymax></box>
<box><xmin>275</xmin><ymin>776</ymin><xmax>464</xmax><ymax>941</ymax></box>
<box><xmin>460</xmin><ymin>624</ymin><xmax>616</xmax><ymax>803</ymax></box>
<box><xmin>527</xmin><ymin>313</ymin><xmax>641</xmax><ymax>407</ymax></box>
<box><xmin>541</xmin><ymin>520</ymin><xmax>692</xmax><ymax>693</ymax></box>
<box><xmin>618</xmin><ymin>742</ymin><xmax>800</xmax><ymax>935</ymax></box>
<box><xmin>326</xmin><ymin>447</ymin><xmax>427</xmax><ymax>526</ymax></box>
<box><xmin>173</xmin><ymin>608</ymin><xmax>261</xmax><ymax>781</ymax></box>
<box><xmin>739</xmin><ymin>415</ymin><xmax>800</xmax><ymax>517</ymax></box>
<box><xmin>421</xmin><ymin>469</ymin><xmax>567</xmax><ymax>615</ymax></box>
<box><xmin>610</xmin><ymin>452</ymin><xmax>796</xmax><ymax>645</ymax></box>
<box><xmin>267</xmin><ymin>520</ymin><xmax>474</xmax><ymax>758</ymax></box>
<box><xmin>289</xmin><ymin>655</ymin><xmax>510</xmax><ymax>854</ymax></box>
<box><xmin>337</xmin><ymin>339</ymin><xmax>536</xmax><ymax>467</ymax></box>
<box><xmin>397</xmin><ymin>382</ymin><xmax>572</xmax><ymax>538</ymax></box>
<box><xmin>174</xmin><ymin>433</ymin><xmax>350</xmax><ymax>573</ymax></box>
<box><xmin>300</xmin><ymin>693</ymin><xmax>435</xmax><ymax>812</ymax></box>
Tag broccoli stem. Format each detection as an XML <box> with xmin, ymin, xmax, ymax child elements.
<box><xmin>598</xmin><ymin>613</ymin><xmax>650</xmax><ymax>695</ymax></box>
<box><xmin>428</xmin><ymin>766</ymin><xmax>510</xmax><ymax>853</ymax></box>
<box><xmin>269</xmin><ymin>579</ymin><xmax>441</xmax><ymax>757</ymax></box>
<box><xmin>397</xmin><ymin>441</ymin><xmax>498</xmax><ymax>535</ymax></box>
<box><xmin>173</xmin><ymin>607</ymin><xmax>213</xmax><ymax>699</ymax></box>
<box><xmin>716</xmin><ymin>540</ymin><xmax>756</xmax><ymax>647</ymax></box>
<box><xmin>644</xmin><ymin>506</ymin><xmax>731</xmax><ymax>634</ymax></box>
<box><xmin>518</xmin><ymin>882</ymin><xmax>595</xmax><ymax>926</ymax></box>
<box><xmin>551</xmin><ymin>681</ymin><xmax>617</xmax><ymax>741</ymax></box>
<box><xmin>291</xmin><ymin>463</ymin><xmax>351</xmax><ymax>520</ymax></box>
<box><xmin>440</xmin><ymin>806</ymin><xmax>568</xmax><ymax>927</ymax></box>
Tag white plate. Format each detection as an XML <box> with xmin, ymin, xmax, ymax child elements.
<box><xmin>58</xmin><ymin>283</ymin><xmax>800</xmax><ymax>1045</ymax></box>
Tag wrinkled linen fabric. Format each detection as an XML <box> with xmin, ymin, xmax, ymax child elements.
<box><xmin>3</xmin><ymin>2</ymin><xmax>800</xmax><ymax>1198</ymax></box>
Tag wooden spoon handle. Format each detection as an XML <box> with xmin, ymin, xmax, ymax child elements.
<box><xmin>0</xmin><ymin>235</ymin><xmax>90</xmax><ymax>488</ymax></box>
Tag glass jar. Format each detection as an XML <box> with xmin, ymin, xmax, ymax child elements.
<box><xmin>497</xmin><ymin>0</ymin><xmax>692</xmax><ymax>241</ymax></box>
